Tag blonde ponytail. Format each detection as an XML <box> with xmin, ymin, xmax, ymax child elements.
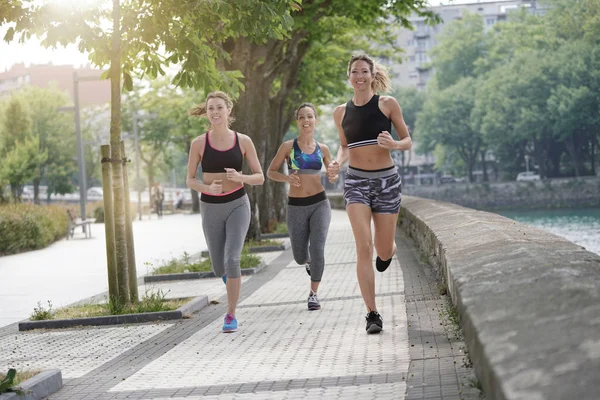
<box><xmin>372</xmin><ymin>62</ymin><xmax>392</xmax><ymax>93</ymax></box>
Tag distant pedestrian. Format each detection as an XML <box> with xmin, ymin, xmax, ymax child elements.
<box><xmin>152</xmin><ymin>182</ymin><xmax>164</xmax><ymax>219</ymax></box>
<box><xmin>174</xmin><ymin>191</ymin><xmax>184</xmax><ymax>210</ymax></box>
<box><xmin>267</xmin><ymin>103</ymin><xmax>335</xmax><ymax>311</ymax></box>
<box><xmin>187</xmin><ymin>91</ymin><xmax>265</xmax><ymax>333</ymax></box>
<box><xmin>327</xmin><ymin>53</ymin><xmax>412</xmax><ymax>334</ymax></box>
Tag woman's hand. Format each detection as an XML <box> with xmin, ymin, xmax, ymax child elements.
<box><xmin>377</xmin><ymin>131</ymin><xmax>397</xmax><ymax>150</ymax></box>
<box><xmin>208</xmin><ymin>180</ymin><xmax>223</xmax><ymax>194</ymax></box>
<box><xmin>286</xmin><ymin>171</ymin><xmax>301</xmax><ymax>187</ymax></box>
<box><xmin>327</xmin><ymin>160</ymin><xmax>339</xmax><ymax>182</ymax></box>
<box><xmin>224</xmin><ymin>168</ymin><xmax>244</xmax><ymax>183</ymax></box>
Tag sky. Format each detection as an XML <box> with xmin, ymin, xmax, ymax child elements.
<box><xmin>0</xmin><ymin>0</ymin><xmax>511</xmax><ymax>72</ymax></box>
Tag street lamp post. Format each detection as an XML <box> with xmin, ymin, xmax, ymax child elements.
<box><xmin>73</xmin><ymin>71</ymin><xmax>88</xmax><ymax>221</ymax></box>
<box><xmin>131</xmin><ymin>111</ymin><xmax>142</xmax><ymax>221</ymax></box>
<box><xmin>525</xmin><ymin>155</ymin><xmax>531</xmax><ymax>173</ymax></box>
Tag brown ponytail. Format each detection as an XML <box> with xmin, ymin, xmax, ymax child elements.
<box><xmin>188</xmin><ymin>91</ymin><xmax>236</xmax><ymax>124</ymax></box>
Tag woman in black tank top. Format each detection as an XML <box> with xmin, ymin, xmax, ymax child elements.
<box><xmin>327</xmin><ymin>53</ymin><xmax>413</xmax><ymax>334</ymax></box>
<box><xmin>186</xmin><ymin>91</ymin><xmax>264</xmax><ymax>333</ymax></box>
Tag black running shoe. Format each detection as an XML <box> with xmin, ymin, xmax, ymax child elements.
<box><xmin>375</xmin><ymin>256</ymin><xmax>392</xmax><ymax>272</ymax></box>
<box><xmin>365</xmin><ymin>311</ymin><xmax>383</xmax><ymax>334</ymax></box>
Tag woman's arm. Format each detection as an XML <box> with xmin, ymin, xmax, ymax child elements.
<box><xmin>186</xmin><ymin>135</ymin><xmax>216</xmax><ymax>193</ymax></box>
<box><xmin>267</xmin><ymin>141</ymin><xmax>300</xmax><ymax>187</ymax></box>
<box><xmin>327</xmin><ymin>105</ymin><xmax>348</xmax><ymax>181</ymax></box>
<box><xmin>226</xmin><ymin>134</ymin><xmax>265</xmax><ymax>185</ymax></box>
<box><xmin>379</xmin><ymin>96</ymin><xmax>412</xmax><ymax>151</ymax></box>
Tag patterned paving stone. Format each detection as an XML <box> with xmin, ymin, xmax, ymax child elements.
<box><xmin>111</xmin><ymin>294</ymin><xmax>409</xmax><ymax>391</ymax></box>
<box><xmin>147</xmin><ymin>382</ymin><xmax>407</xmax><ymax>399</ymax></box>
<box><xmin>0</xmin><ymin>324</ymin><xmax>172</xmax><ymax>378</ymax></box>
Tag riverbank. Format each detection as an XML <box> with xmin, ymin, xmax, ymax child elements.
<box><xmin>403</xmin><ymin>176</ymin><xmax>600</xmax><ymax>210</ymax></box>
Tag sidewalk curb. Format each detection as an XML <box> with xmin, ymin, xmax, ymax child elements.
<box><xmin>259</xmin><ymin>232</ymin><xmax>289</xmax><ymax>239</ymax></box>
<box><xmin>200</xmin><ymin>242</ymin><xmax>289</xmax><ymax>257</ymax></box>
<box><xmin>17</xmin><ymin>296</ymin><xmax>208</xmax><ymax>331</ymax></box>
<box><xmin>143</xmin><ymin>261</ymin><xmax>267</xmax><ymax>283</ymax></box>
<box><xmin>0</xmin><ymin>369</ymin><xmax>62</xmax><ymax>400</ymax></box>
<box><xmin>248</xmin><ymin>242</ymin><xmax>290</xmax><ymax>253</ymax></box>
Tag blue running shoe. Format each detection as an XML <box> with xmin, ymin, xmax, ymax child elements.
<box><xmin>222</xmin><ymin>275</ymin><xmax>227</xmax><ymax>284</ymax></box>
<box><xmin>222</xmin><ymin>313</ymin><xmax>237</xmax><ymax>333</ymax></box>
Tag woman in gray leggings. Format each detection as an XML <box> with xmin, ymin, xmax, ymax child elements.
<box><xmin>187</xmin><ymin>91</ymin><xmax>264</xmax><ymax>333</ymax></box>
<box><xmin>267</xmin><ymin>103</ymin><xmax>335</xmax><ymax>311</ymax></box>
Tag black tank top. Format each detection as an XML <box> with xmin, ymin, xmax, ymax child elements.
<box><xmin>201</xmin><ymin>131</ymin><xmax>243</xmax><ymax>173</ymax></box>
<box><xmin>341</xmin><ymin>95</ymin><xmax>391</xmax><ymax>149</ymax></box>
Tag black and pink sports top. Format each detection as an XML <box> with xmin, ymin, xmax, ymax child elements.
<box><xmin>201</xmin><ymin>131</ymin><xmax>243</xmax><ymax>173</ymax></box>
<box><xmin>341</xmin><ymin>95</ymin><xmax>391</xmax><ymax>149</ymax></box>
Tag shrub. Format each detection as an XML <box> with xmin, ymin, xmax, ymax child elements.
<box><xmin>94</xmin><ymin>206</ymin><xmax>104</xmax><ymax>223</ymax></box>
<box><xmin>0</xmin><ymin>203</ymin><xmax>69</xmax><ymax>255</ymax></box>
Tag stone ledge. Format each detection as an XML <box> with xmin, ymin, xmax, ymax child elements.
<box><xmin>260</xmin><ymin>232</ymin><xmax>289</xmax><ymax>239</ymax></box>
<box><xmin>17</xmin><ymin>296</ymin><xmax>208</xmax><ymax>331</ymax></box>
<box><xmin>144</xmin><ymin>261</ymin><xmax>267</xmax><ymax>283</ymax></box>
<box><xmin>200</xmin><ymin>243</ymin><xmax>288</xmax><ymax>257</ymax></box>
<box><xmin>0</xmin><ymin>369</ymin><xmax>62</xmax><ymax>400</ymax></box>
<box><xmin>398</xmin><ymin>195</ymin><xmax>600</xmax><ymax>400</ymax></box>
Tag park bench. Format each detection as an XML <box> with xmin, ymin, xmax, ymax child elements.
<box><xmin>66</xmin><ymin>209</ymin><xmax>93</xmax><ymax>239</ymax></box>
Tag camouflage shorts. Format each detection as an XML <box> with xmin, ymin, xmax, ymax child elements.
<box><xmin>343</xmin><ymin>166</ymin><xmax>402</xmax><ymax>214</ymax></box>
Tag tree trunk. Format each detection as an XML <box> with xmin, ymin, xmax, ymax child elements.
<box><xmin>33</xmin><ymin>178</ymin><xmax>41</xmax><ymax>204</ymax></box>
<box><xmin>110</xmin><ymin>0</ymin><xmax>130</xmax><ymax>306</ymax></box>
<box><xmin>480</xmin><ymin>150</ymin><xmax>488</xmax><ymax>182</ymax></box>
<box><xmin>185</xmin><ymin>139</ymin><xmax>200</xmax><ymax>213</ymax></box>
<box><xmin>225</xmin><ymin>34</ymin><xmax>309</xmax><ymax>237</ymax></box>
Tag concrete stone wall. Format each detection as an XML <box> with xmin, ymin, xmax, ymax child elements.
<box><xmin>396</xmin><ymin>196</ymin><xmax>600</xmax><ymax>400</ymax></box>
<box><xmin>327</xmin><ymin>193</ymin><xmax>600</xmax><ymax>399</ymax></box>
<box><xmin>403</xmin><ymin>177</ymin><xmax>600</xmax><ymax>210</ymax></box>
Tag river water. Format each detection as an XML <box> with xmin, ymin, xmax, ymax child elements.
<box><xmin>498</xmin><ymin>208</ymin><xmax>600</xmax><ymax>256</ymax></box>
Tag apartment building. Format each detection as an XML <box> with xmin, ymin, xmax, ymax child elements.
<box><xmin>0</xmin><ymin>63</ymin><xmax>110</xmax><ymax>106</ymax></box>
<box><xmin>392</xmin><ymin>0</ymin><xmax>538</xmax><ymax>90</ymax></box>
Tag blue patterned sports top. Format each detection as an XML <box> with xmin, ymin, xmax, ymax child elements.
<box><xmin>287</xmin><ymin>138</ymin><xmax>323</xmax><ymax>175</ymax></box>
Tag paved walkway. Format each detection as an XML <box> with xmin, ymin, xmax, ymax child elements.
<box><xmin>0</xmin><ymin>210</ymin><xmax>482</xmax><ymax>399</ymax></box>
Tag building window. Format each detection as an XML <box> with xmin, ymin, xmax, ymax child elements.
<box><xmin>409</xmin><ymin>56</ymin><xmax>415</xmax><ymax>62</ymax></box>
<box><xmin>409</xmin><ymin>72</ymin><xmax>419</xmax><ymax>79</ymax></box>
<box><xmin>486</xmin><ymin>18</ymin><xmax>496</xmax><ymax>25</ymax></box>
<box><xmin>407</xmin><ymin>39</ymin><xmax>415</xmax><ymax>46</ymax></box>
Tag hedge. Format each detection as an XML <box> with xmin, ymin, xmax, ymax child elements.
<box><xmin>0</xmin><ymin>203</ymin><xmax>69</xmax><ymax>255</ymax></box>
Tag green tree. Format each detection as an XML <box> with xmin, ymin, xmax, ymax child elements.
<box><xmin>221</xmin><ymin>0</ymin><xmax>437</xmax><ymax>236</ymax></box>
<box><xmin>416</xmin><ymin>77</ymin><xmax>483</xmax><ymax>182</ymax></box>
<box><xmin>428</xmin><ymin>12</ymin><xmax>487</xmax><ymax>91</ymax></box>
<box><xmin>0</xmin><ymin>97</ymin><xmax>35</xmax><ymax>199</ymax></box>
<box><xmin>14</xmin><ymin>86</ymin><xmax>76</xmax><ymax>202</ymax></box>
<box><xmin>5</xmin><ymin>0</ymin><xmax>298</xmax><ymax>306</ymax></box>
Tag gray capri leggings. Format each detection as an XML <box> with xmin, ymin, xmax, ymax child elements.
<box><xmin>200</xmin><ymin>194</ymin><xmax>251</xmax><ymax>279</ymax></box>
<box><xmin>286</xmin><ymin>195</ymin><xmax>331</xmax><ymax>282</ymax></box>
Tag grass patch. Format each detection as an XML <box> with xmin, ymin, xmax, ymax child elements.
<box><xmin>152</xmin><ymin>250</ymin><xmax>261</xmax><ymax>275</ymax></box>
<box><xmin>29</xmin><ymin>290</ymin><xmax>190</xmax><ymax>321</ymax></box>
<box><xmin>272</xmin><ymin>222</ymin><xmax>288</xmax><ymax>234</ymax></box>
<box><xmin>0</xmin><ymin>369</ymin><xmax>41</xmax><ymax>389</ymax></box>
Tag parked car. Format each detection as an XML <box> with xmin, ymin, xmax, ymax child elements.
<box><xmin>516</xmin><ymin>171</ymin><xmax>541</xmax><ymax>181</ymax></box>
<box><xmin>439</xmin><ymin>175</ymin><xmax>457</xmax><ymax>184</ymax></box>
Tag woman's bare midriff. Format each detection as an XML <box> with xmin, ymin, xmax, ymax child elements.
<box><xmin>349</xmin><ymin>145</ymin><xmax>394</xmax><ymax>170</ymax></box>
<box><xmin>288</xmin><ymin>175</ymin><xmax>325</xmax><ymax>198</ymax></box>
<box><xmin>202</xmin><ymin>172</ymin><xmax>244</xmax><ymax>193</ymax></box>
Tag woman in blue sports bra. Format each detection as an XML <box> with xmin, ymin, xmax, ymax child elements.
<box><xmin>267</xmin><ymin>103</ymin><xmax>335</xmax><ymax>311</ymax></box>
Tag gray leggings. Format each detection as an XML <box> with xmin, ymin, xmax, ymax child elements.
<box><xmin>200</xmin><ymin>194</ymin><xmax>251</xmax><ymax>279</ymax></box>
<box><xmin>286</xmin><ymin>199</ymin><xmax>331</xmax><ymax>282</ymax></box>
